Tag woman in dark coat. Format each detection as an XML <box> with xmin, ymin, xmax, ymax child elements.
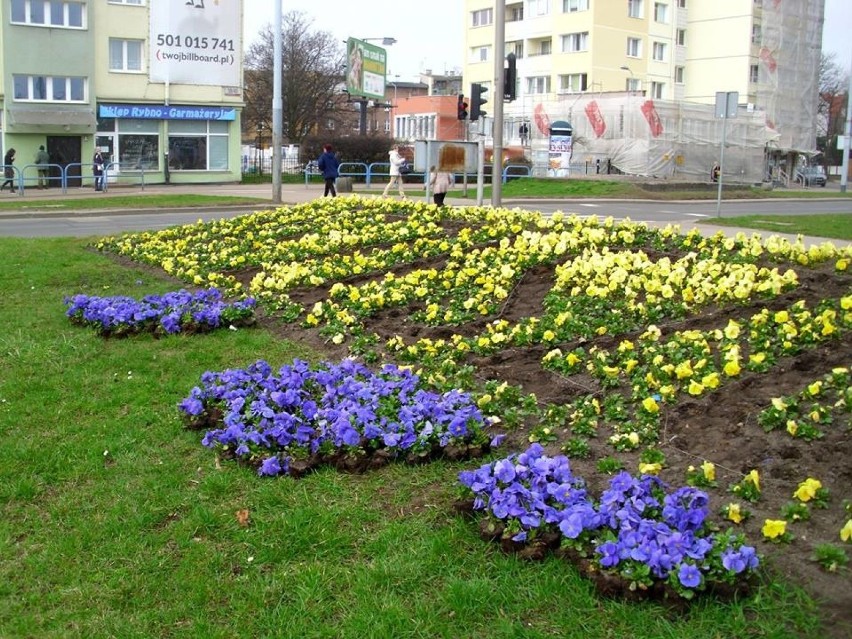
<box><xmin>1</xmin><ymin>148</ymin><xmax>16</xmax><ymax>191</ymax></box>
<box><xmin>317</xmin><ymin>144</ymin><xmax>341</xmax><ymax>197</ymax></box>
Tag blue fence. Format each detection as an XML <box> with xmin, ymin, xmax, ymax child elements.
<box><xmin>3</xmin><ymin>161</ymin><xmax>137</xmax><ymax>195</ymax></box>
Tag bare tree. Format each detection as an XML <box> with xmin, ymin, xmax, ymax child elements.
<box><xmin>243</xmin><ymin>11</ymin><xmax>345</xmax><ymax>144</ymax></box>
<box><xmin>817</xmin><ymin>53</ymin><xmax>849</xmax><ymax>165</ymax></box>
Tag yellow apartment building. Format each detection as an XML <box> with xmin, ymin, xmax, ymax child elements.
<box><xmin>462</xmin><ymin>0</ymin><xmax>824</xmax><ymax>182</ymax></box>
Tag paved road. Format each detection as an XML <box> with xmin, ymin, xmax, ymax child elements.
<box><xmin>0</xmin><ymin>183</ymin><xmax>849</xmax><ymax>244</ymax></box>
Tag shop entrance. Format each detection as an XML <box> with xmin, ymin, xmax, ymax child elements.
<box><xmin>47</xmin><ymin>136</ymin><xmax>82</xmax><ymax>188</ymax></box>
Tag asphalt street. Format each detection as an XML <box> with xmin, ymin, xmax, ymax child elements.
<box><xmin>0</xmin><ymin>181</ymin><xmax>849</xmax><ymax>245</ymax></box>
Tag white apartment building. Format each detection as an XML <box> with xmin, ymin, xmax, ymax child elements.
<box><xmin>463</xmin><ymin>0</ymin><xmax>824</xmax><ymax>181</ymax></box>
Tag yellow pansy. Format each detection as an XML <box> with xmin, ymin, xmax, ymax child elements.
<box><xmin>688</xmin><ymin>380</ymin><xmax>705</xmax><ymax>396</ymax></box>
<box><xmin>786</xmin><ymin>420</ymin><xmax>798</xmax><ymax>436</ymax></box>
<box><xmin>642</xmin><ymin>396</ymin><xmax>660</xmax><ymax>414</ymax></box>
<box><xmin>793</xmin><ymin>478</ymin><xmax>822</xmax><ymax>503</ymax></box>
<box><xmin>726</xmin><ymin>503</ymin><xmax>744</xmax><ymax>524</ymax></box>
<box><xmin>842</xmin><ymin>520</ymin><xmax>852</xmax><ymax>542</ymax></box>
<box><xmin>701</xmin><ymin>461</ymin><xmax>716</xmax><ymax>482</ymax></box>
<box><xmin>771</xmin><ymin>397</ymin><xmax>787</xmax><ymax>411</ymax></box>
<box><xmin>762</xmin><ymin>519</ymin><xmax>787</xmax><ymax>539</ymax></box>
<box><xmin>639</xmin><ymin>462</ymin><xmax>662</xmax><ymax>475</ymax></box>
<box><xmin>745</xmin><ymin>469</ymin><xmax>760</xmax><ymax>491</ymax></box>
<box><xmin>723</xmin><ymin>360</ymin><xmax>741</xmax><ymax>377</ymax></box>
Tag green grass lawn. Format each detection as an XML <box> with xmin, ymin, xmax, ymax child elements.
<box><xmin>703</xmin><ymin>214</ymin><xmax>852</xmax><ymax>241</ymax></box>
<box><xmin>0</xmin><ymin>237</ymin><xmax>825</xmax><ymax>638</ymax></box>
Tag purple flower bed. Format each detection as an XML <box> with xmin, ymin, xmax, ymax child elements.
<box><xmin>64</xmin><ymin>288</ymin><xmax>256</xmax><ymax>336</ymax></box>
<box><xmin>179</xmin><ymin>358</ymin><xmax>503</xmax><ymax>476</ymax></box>
<box><xmin>458</xmin><ymin>444</ymin><xmax>759</xmax><ymax>601</ymax></box>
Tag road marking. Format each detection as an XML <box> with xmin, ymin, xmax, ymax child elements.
<box><xmin>579</xmin><ymin>203</ymin><xmax>600</xmax><ymax>207</ymax></box>
<box><xmin>685</xmin><ymin>213</ymin><xmax>710</xmax><ymax>218</ymax></box>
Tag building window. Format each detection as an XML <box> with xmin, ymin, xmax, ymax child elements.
<box><xmin>751</xmin><ymin>23</ymin><xmax>761</xmax><ymax>44</ymax></box>
<box><xmin>508</xmin><ymin>4</ymin><xmax>524</xmax><ymax>21</ymax></box>
<box><xmin>652</xmin><ymin>42</ymin><xmax>666</xmax><ymax>62</ymax></box>
<box><xmin>627</xmin><ymin>37</ymin><xmax>642</xmax><ymax>58</ymax></box>
<box><xmin>530</xmin><ymin>0</ymin><xmax>551</xmax><ymax>17</ymax></box>
<box><xmin>749</xmin><ymin>64</ymin><xmax>759</xmax><ymax>83</ymax></box>
<box><xmin>472</xmin><ymin>8</ymin><xmax>493</xmax><ymax>27</ymax></box>
<box><xmin>168</xmin><ymin>120</ymin><xmax>229</xmax><ymax>171</ymax></box>
<box><xmin>561</xmin><ymin>32</ymin><xmax>589</xmax><ymax>52</ymax></box>
<box><xmin>526</xmin><ymin>76</ymin><xmax>551</xmax><ymax>95</ymax></box>
<box><xmin>628</xmin><ymin>0</ymin><xmax>643</xmax><ymax>19</ymax></box>
<box><xmin>654</xmin><ymin>2</ymin><xmax>667</xmax><ymax>22</ymax></box>
<box><xmin>507</xmin><ymin>41</ymin><xmax>525</xmax><ymax>58</ymax></box>
<box><xmin>676</xmin><ymin>29</ymin><xmax>686</xmax><ymax>45</ymax></box>
<box><xmin>562</xmin><ymin>0</ymin><xmax>589</xmax><ymax>11</ymax></box>
<box><xmin>539</xmin><ymin>39</ymin><xmax>552</xmax><ymax>55</ymax></box>
<box><xmin>559</xmin><ymin>73</ymin><xmax>588</xmax><ymax>92</ymax></box>
<box><xmin>471</xmin><ymin>46</ymin><xmax>491</xmax><ymax>63</ymax></box>
<box><xmin>10</xmin><ymin>0</ymin><xmax>85</xmax><ymax>28</ymax></box>
<box><xmin>109</xmin><ymin>39</ymin><xmax>143</xmax><ymax>72</ymax></box>
<box><xmin>96</xmin><ymin>118</ymin><xmax>160</xmax><ymax>171</ymax></box>
<box><xmin>627</xmin><ymin>78</ymin><xmax>641</xmax><ymax>92</ymax></box>
<box><xmin>675</xmin><ymin>66</ymin><xmax>685</xmax><ymax>83</ymax></box>
<box><xmin>678</xmin><ymin>0</ymin><xmax>686</xmax><ymax>6</ymax></box>
<box><xmin>13</xmin><ymin>74</ymin><xmax>86</xmax><ymax>102</ymax></box>
<box><xmin>650</xmin><ymin>81</ymin><xmax>664</xmax><ymax>99</ymax></box>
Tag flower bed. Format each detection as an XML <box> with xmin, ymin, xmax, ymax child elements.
<box><xmin>64</xmin><ymin>288</ymin><xmax>257</xmax><ymax>337</ymax></box>
<box><xmin>179</xmin><ymin>358</ymin><xmax>503</xmax><ymax>476</ymax></box>
<box><xmin>457</xmin><ymin>444</ymin><xmax>760</xmax><ymax>602</ymax></box>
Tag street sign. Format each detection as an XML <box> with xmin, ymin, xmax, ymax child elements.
<box><xmin>715</xmin><ymin>91</ymin><xmax>739</xmax><ymax>119</ymax></box>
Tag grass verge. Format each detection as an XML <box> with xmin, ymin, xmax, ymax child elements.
<box><xmin>0</xmin><ymin>236</ymin><xmax>827</xmax><ymax>638</ymax></box>
<box><xmin>705</xmin><ymin>214</ymin><xmax>852</xmax><ymax>241</ymax></box>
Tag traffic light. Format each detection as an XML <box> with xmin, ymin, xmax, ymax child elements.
<box><xmin>504</xmin><ymin>53</ymin><xmax>517</xmax><ymax>102</ymax></box>
<box><xmin>457</xmin><ymin>94</ymin><xmax>468</xmax><ymax>120</ymax></box>
<box><xmin>470</xmin><ymin>82</ymin><xmax>488</xmax><ymax>121</ymax></box>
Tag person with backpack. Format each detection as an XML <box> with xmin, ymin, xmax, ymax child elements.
<box><xmin>317</xmin><ymin>144</ymin><xmax>341</xmax><ymax>197</ymax></box>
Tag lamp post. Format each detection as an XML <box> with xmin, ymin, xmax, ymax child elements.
<box><xmin>620</xmin><ymin>65</ymin><xmax>635</xmax><ymax>139</ymax></box>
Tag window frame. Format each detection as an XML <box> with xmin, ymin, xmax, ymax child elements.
<box><xmin>13</xmin><ymin>74</ymin><xmax>88</xmax><ymax>103</ymax></box>
<box><xmin>652</xmin><ymin>41</ymin><xmax>667</xmax><ymax>62</ymax></box>
<box><xmin>109</xmin><ymin>38</ymin><xmax>145</xmax><ymax>73</ymax></box>
<box><xmin>626</xmin><ymin>37</ymin><xmax>642</xmax><ymax>58</ymax></box>
<box><xmin>561</xmin><ymin>31</ymin><xmax>589</xmax><ymax>53</ymax></box>
<box><xmin>628</xmin><ymin>0</ymin><xmax>643</xmax><ymax>19</ymax></box>
<box><xmin>10</xmin><ymin>0</ymin><xmax>86</xmax><ymax>28</ymax></box>
<box><xmin>654</xmin><ymin>2</ymin><xmax>668</xmax><ymax>23</ymax></box>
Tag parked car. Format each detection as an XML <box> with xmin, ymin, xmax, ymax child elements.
<box><xmin>794</xmin><ymin>166</ymin><xmax>827</xmax><ymax>187</ymax></box>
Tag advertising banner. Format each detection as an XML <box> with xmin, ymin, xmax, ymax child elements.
<box><xmin>346</xmin><ymin>38</ymin><xmax>387</xmax><ymax>100</ymax></box>
<box><xmin>150</xmin><ymin>0</ymin><xmax>241</xmax><ymax>86</ymax></box>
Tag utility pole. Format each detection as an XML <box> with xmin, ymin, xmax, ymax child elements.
<box><xmin>271</xmin><ymin>0</ymin><xmax>282</xmax><ymax>204</ymax></box>
<box><xmin>490</xmin><ymin>0</ymin><xmax>505</xmax><ymax>207</ymax></box>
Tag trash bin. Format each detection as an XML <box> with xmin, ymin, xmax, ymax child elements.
<box><xmin>337</xmin><ymin>177</ymin><xmax>353</xmax><ymax>193</ymax></box>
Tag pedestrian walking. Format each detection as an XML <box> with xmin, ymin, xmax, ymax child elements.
<box><xmin>317</xmin><ymin>144</ymin><xmax>341</xmax><ymax>197</ymax></box>
<box><xmin>382</xmin><ymin>145</ymin><xmax>407</xmax><ymax>199</ymax></box>
<box><xmin>1</xmin><ymin>148</ymin><xmax>16</xmax><ymax>192</ymax></box>
<box><xmin>35</xmin><ymin>145</ymin><xmax>50</xmax><ymax>189</ymax></box>
<box><xmin>93</xmin><ymin>150</ymin><xmax>105</xmax><ymax>191</ymax></box>
<box><xmin>711</xmin><ymin>162</ymin><xmax>720</xmax><ymax>183</ymax></box>
<box><xmin>427</xmin><ymin>166</ymin><xmax>454</xmax><ymax>207</ymax></box>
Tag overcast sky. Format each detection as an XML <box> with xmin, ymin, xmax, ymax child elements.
<box><xmin>243</xmin><ymin>1</ymin><xmax>852</xmax><ymax>79</ymax></box>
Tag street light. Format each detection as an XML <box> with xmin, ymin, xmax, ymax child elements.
<box><xmin>619</xmin><ymin>65</ymin><xmax>635</xmax><ymax>93</ymax></box>
<box><xmin>620</xmin><ymin>65</ymin><xmax>635</xmax><ymax>141</ymax></box>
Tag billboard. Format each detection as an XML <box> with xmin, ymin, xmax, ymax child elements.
<box><xmin>346</xmin><ymin>38</ymin><xmax>387</xmax><ymax>100</ymax></box>
<box><xmin>149</xmin><ymin>0</ymin><xmax>241</xmax><ymax>87</ymax></box>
